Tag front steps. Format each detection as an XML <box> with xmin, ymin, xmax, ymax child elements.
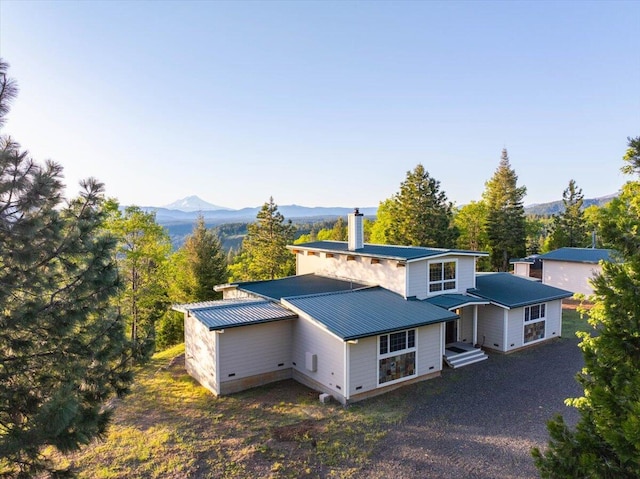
<box><xmin>444</xmin><ymin>346</ymin><xmax>488</xmax><ymax>369</ymax></box>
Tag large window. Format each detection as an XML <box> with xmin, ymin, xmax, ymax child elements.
<box><xmin>378</xmin><ymin>329</ymin><xmax>416</xmax><ymax>385</ymax></box>
<box><xmin>429</xmin><ymin>260</ymin><xmax>457</xmax><ymax>293</ymax></box>
<box><xmin>524</xmin><ymin>303</ymin><xmax>546</xmax><ymax>343</ymax></box>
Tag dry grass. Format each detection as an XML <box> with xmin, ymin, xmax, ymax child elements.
<box><xmin>50</xmin><ymin>344</ymin><xmax>409</xmax><ymax>478</ymax></box>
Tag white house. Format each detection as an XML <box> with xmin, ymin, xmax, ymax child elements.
<box><xmin>176</xmin><ymin>210</ymin><xmax>572</xmax><ymax>405</ymax></box>
<box><xmin>537</xmin><ymin>247</ymin><xmax>617</xmax><ymax>296</ymax></box>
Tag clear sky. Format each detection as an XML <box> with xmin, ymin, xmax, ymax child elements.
<box><xmin>1</xmin><ymin>1</ymin><xmax>638</xmax><ymax>210</ymax></box>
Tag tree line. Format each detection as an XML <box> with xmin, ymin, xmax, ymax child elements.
<box><xmin>1</xmin><ymin>59</ymin><xmax>638</xmax><ymax>477</ymax></box>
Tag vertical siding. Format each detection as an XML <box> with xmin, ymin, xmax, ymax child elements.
<box><xmin>218</xmin><ymin>320</ymin><xmax>293</xmax><ymax>382</ymax></box>
<box><xmin>296</xmin><ymin>252</ymin><xmax>406</xmax><ymax>297</ymax></box>
<box><xmin>543</xmin><ymin>261</ymin><xmax>600</xmax><ymax>296</ymax></box>
<box><xmin>184</xmin><ymin>314</ymin><xmax>219</xmax><ymax>395</ymax></box>
<box><xmin>477</xmin><ymin>305</ymin><xmax>506</xmax><ymax>351</ymax></box>
<box><xmin>222</xmin><ymin>289</ymin><xmax>255</xmax><ymax>300</ymax></box>
<box><xmin>292</xmin><ymin>316</ymin><xmax>346</xmax><ymax>399</ymax></box>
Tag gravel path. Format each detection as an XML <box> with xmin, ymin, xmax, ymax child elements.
<box><xmin>362</xmin><ymin>337</ymin><xmax>584</xmax><ymax>479</ymax></box>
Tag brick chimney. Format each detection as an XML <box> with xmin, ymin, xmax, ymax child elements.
<box><xmin>348</xmin><ymin>208</ymin><xmax>364</xmax><ymax>251</ymax></box>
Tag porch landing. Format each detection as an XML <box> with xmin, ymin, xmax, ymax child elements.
<box><xmin>444</xmin><ymin>342</ymin><xmax>488</xmax><ymax>369</ymax></box>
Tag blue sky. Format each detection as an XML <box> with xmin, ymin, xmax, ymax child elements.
<box><xmin>1</xmin><ymin>1</ymin><xmax>638</xmax><ymax>209</ymax></box>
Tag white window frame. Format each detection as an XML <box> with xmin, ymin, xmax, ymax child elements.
<box><xmin>377</xmin><ymin>329</ymin><xmax>417</xmax><ymax>387</ymax></box>
<box><xmin>427</xmin><ymin>259</ymin><xmax>458</xmax><ymax>295</ymax></box>
<box><xmin>523</xmin><ymin>303</ymin><xmax>547</xmax><ymax>344</ymax></box>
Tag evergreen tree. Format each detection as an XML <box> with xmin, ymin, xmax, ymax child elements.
<box><xmin>532</xmin><ymin>136</ymin><xmax>640</xmax><ymax>478</ymax></box>
<box><xmin>547</xmin><ymin>179</ymin><xmax>589</xmax><ymax>249</ymax></box>
<box><xmin>229</xmin><ymin>197</ymin><xmax>295</xmax><ymax>281</ymax></box>
<box><xmin>369</xmin><ymin>198</ymin><xmax>394</xmax><ymax>244</ymax></box>
<box><xmin>107</xmin><ymin>206</ymin><xmax>171</xmax><ymax>360</ymax></box>
<box><xmin>454</xmin><ymin>201</ymin><xmax>490</xmax><ymax>270</ymax></box>
<box><xmin>373</xmin><ymin>164</ymin><xmax>458</xmax><ymax>247</ymax></box>
<box><xmin>483</xmin><ymin>149</ymin><xmax>527</xmax><ymax>271</ymax></box>
<box><xmin>179</xmin><ymin>215</ymin><xmax>227</xmax><ymax>301</ymax></box>
<box><xmin>330</xmin><ymin>216</ymin><xmax>347</xmax><ymax>241</ymax></box>
<box><xmin>0</xmin><ymin>61</ymin><xmax>133</xmax><ymax>476</ymax></box>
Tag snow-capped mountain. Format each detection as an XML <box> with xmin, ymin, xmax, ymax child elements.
<box><xmin>162</xmin><ymin>196</ymin><xmax>231</xmax><ymax>212</ymax></box>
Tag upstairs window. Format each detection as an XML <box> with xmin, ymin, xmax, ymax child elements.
<box><xmin>428</xmin><ymin>260</ymin><xmax>457</xmax><ymax>293</ymax></box>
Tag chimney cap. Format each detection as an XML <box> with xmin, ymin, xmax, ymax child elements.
<box><xmin>353</xmin><ymin>207</ymin><xmax>363</xmax><ymax>216</ymax></box>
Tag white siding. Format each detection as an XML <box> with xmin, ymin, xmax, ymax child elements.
<box><xmin>456</xmin><ymin>256</ymin><xmax>477</xmax><ymax>291</ymax></box>
<box><xmin>543</xmin><ymin>261</ymin><xmax>601</xmax><ymax>296</ymax></box>
<box><xmin>506</xmin><ymin>309</ymin><xmax>523</xmax><ymax>351</ymax></box>
<box><xmin>218</xmin><ymin>320</ymin><xmax>293</xmax><ymax>382</ymax></box>
<box><xmin>413</xmin><ymin>255</ymin><xmax>478</xmax><ymax>299</ymax></box>
<box><xmin>222</xmin><ymin>289</ymin><xmax>255</xmax><ymax>300</ymax></box>
<box><xmin>184</xmin><ymin>314</ymin><xmax>219</xmax><ymax>395</ymax></box>
<box><xmin>416</xmin><ymin>324</ymin><xmax>443</xmax><ymax>375</ymax></box>
<box><xmin>513</xmin><ymin>262</ymin><xmax>531</xmax><ymax>277</ymax></box>
<box><xmin>407</xmin><ymin>261</ymin><xmax>427</xmax><ymax>298</ymax></box>
<box><xmin>292</xmin><ymin>315</ymin><xmax>346</xmax><ymax>399</ymax></box>
<box><xmin>477</xmin><ymin>305</ymin><xmax>506</xmax><ymax>352</ymax></box>
<box><xmin>348</xmin><ymin>336</ymin><xmax>377</xmax><ymax>395</ymax></box>
<box><xmin>547</xmin><ymin>300</ymin><xmax>563</xmax><ymax>339</ymax></box>
<box><xmin>348</xmin><ymin>324</ymin><xmax>442</xmax><ymax>397</ymax></box>
<box><xmin>296</xmin><ymin>253</ymin><xmax>406</xmax><ymax>297</ymax></box>
<box><xmin>459</xmin><ymin>307</ymin><xmax>474</xmax><ymax>344</ymax></box>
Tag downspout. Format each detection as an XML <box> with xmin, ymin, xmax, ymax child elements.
<box><xmin>503</xmin><ymin>308</ymin><xmax>509</xmax><ymax>352</ymax></box>
<box><xmin>344</xmin><ymin>341</ymin><xmax>350</xmax><ymax>403</ymax></box>
<box><xmin>473</xmin><ymin>305</ymin><xmax>478</xmax><ymax>346</ymax></box>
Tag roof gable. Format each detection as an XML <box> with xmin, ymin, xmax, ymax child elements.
<box><xmin>468</xmin><ymin>273</ymin><xmax>572</xmax><ymax>309</ymax></box>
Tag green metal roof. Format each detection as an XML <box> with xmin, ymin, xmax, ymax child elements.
<box><xmin>173</xmin><ymin>299</ymin><xmax>297</xmax><ymax>331</ymax></box>
<box><xmin>468</xmin><ymin>273</ymin><xmax>572</xmax><ymax>309</ymax></box>
<box><xmin>235</xmin><ymin>274</ymin><xmax>367</xmax><ymax>301</ymax></box>
<box><xmin>537</xmin><ymin>247</ymin><xmax>617</xmax><ymax>264</ymax></box>
<box><xmin>424</xmin><ymin>294</ymin><xmax>490</xmax><ymax>310</ymax></box>
<box><xmin>288</xmin><ymin>241</ymin><xmax>488</xmax><ymax>262</ymax></box>
<box><xmin>283</xmin><ymin>287</ymin><xmax>458</xmax><ymax>341</ymax></box>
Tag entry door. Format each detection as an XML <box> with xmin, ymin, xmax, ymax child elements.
<box><xmin>445</xmin><ymin>320</ymin><xmax>458</xmax><ymax>344</ymax></box>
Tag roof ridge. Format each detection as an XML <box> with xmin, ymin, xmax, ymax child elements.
<box><xmin>282</xmin><ymin>284</ymin><xmax>379</xmax><ymax>301</ymax></box>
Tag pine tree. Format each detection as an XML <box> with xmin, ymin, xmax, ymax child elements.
<box><xmin>532</xmin><ymin>136</ymin><xmax>640</xmax><ymax>478</ymax></box>
<box><xmin>330</xmin><ymin>216</ymin><xmax>347</xmax><ymax>241</ymax></box>
<box><xmin>374</xmin><ymin>164</ymin><xmax>458</xmax><ymax>247</ymax></box>
<box><xmin>0</xmin><ymin>60</ymin><xmax>133</xmax><ymax>476</ymax></box>
<box><xmin>547</xmin><ymin>179</ymin><xmax>589</xmax><ymax>249</ymax></box>
<box><xmin>181</xmin><ymin>215</ymin><xmax>227</xmax><ymax>300</ymax></box>
<box><xmin>454</xmin><ymin>200</ymin><xmax>490</xmax><ymax>270</ymax></box>
<box><xmin>229</xmin><ymin>197</ymin><xmax>295</xmax><ymax>281</ymax></box>
<box><xmin>483</xmin><ymin>149</ymin><xmax>527</xmax><ymax>271</ymax></box>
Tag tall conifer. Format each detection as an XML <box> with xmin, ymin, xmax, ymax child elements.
<box><xmin>483</xmin><ymin>149</ymin><xmax>527</xmax><ymax>271</ymax></box>
<box><xmin>0</xmin><ymin>60</ymin><xmax>133</xmax><ymax>476</ymax></box>
<box><xmin>532</xmin><ymin>136</ymin><xmax>640</xmax><ymax>478</ymax></box>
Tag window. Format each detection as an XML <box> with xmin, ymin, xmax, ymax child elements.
<box><xmin>524</xmin><ymin>303</ymin><xmax>546</xmax><ymax>343</ymax></box>
<box><xmin>429</xmin><ymin>260</ymin><xmax>457</xmax><ymax>293</ymax></box>
<box><xmin>378</xmin><ymin>329</ymin><xmax>416</xmax><ymax>385</ymax></box>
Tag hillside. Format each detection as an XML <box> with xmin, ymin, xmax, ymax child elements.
<box><xmin>49</xmin><ymin>344</ymin><xmax>406</xmax><ymax>478</ymax></box>
<box><xmin>524</xmin><ymin>193</ymin><xmax>617</xmax><ymax>216</ymax></box>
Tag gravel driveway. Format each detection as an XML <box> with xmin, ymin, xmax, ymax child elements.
<box><xmin>362</xmin><ymin>337</ymin><xmax>584</xmax><ymax>479</ymax></box>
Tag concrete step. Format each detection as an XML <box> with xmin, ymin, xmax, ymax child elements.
<box><xmin>444</xmin><ymin>348</ymin><xmax>488</xmax><ymax>369</ymax></box>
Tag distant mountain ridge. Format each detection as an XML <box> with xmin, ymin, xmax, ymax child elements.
<box><xmin>162</xmin><ymin>195</ymin><xmax>232</xmax><ymax>212</ymax></box>
<box><xmin>524</xmin><ymin>193</ymin><xmax>618</xmax><ymax>216</ymax></box>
